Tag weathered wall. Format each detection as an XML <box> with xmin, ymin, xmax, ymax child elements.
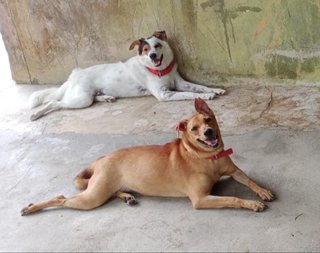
<box><xmin>0</xmin><ymin>0</ymin><xmax>320</xmax><ymax>85</ymax></box>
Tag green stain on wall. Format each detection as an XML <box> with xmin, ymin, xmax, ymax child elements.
<box><xmin>301</xmin><ymin>58</ymin><xmax>320</xmax><ymax>73</ymax></box>
<box><xmin>265</xmin><ymin>55</ymin><xmax>298</xmax><ymax>79</ymax></box>
<box><xmin>265</xmin><ymin>54</ymin><xmax>320</xmax><ymax>79</ymax></box>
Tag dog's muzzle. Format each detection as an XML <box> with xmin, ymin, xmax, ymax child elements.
<box><xmin>197</xmin><ymin>128</ymin><xmax>219</xmax><ymax>148</ymax></box>
<box><xmin>150</xmin><ymin>54</ymin><xmax>163</xmax><ymax>67</ymax></box>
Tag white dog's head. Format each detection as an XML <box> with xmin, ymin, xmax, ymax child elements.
<box><xmin>129</xmin><ymin>31</ymin><xmax>174</xmax><ymax>70</ymax></box>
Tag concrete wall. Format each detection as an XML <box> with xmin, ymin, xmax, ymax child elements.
<box><xmin>1</xmin><ymin>0</ymin><xmax>320</xmax><ymax>85</ymax></box>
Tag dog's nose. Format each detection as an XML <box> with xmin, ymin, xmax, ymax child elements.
<box><xmin>150</xmin><ymin>53</ymin><xmax>157</xmax><ymax>60</ymax></box>
<box><xmin>204</xmin><ymin>128</ymin><xmax>215</xmax><ymax>138</ymax></box>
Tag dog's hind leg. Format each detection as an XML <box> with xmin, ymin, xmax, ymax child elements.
<box><xmin>21</xmin><ymin>168</ymin><xmax>120</xmax><ymax>215</ymax></box>
<box><xmin>21</xmin><ymin>186</ymin><xmax>116</xmax><ymax>215</ymax></box>
<box><xmin>21</xmin><ymin>195</ymin><xmax>67</xmax><ymax>215</ymax></box>
<box><xmin>30</xmin><ymin>101</ymin><xmax>63</xmax><ymax>121</ymax></box>
<box><xmin>30</xmin><ymin>92</ymin><xmax>95</xmax><ymax>120</ymax></box>
<box><xmin>115</xmin><ymin>191</ymin><xmax>138</xmax><ymax>206</ymax></box>
<box><xmin>61</xmin><ymin>190</ymin><xmax>114</xmax><ymax>211</ymax></box>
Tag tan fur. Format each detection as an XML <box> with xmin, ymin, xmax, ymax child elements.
<box><xmin>74</xmin><ymin>168</ymin><xmax>93</xmax><ymax>190</ymax></box>
<box><xmin>21</xmin><ymin>98</ymin><xmax>274</xmax><ymax>215</ymax></box>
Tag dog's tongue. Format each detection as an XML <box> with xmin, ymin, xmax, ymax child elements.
<box><xmin>204</xmin><ymin>139</ymin><xmax>218</xmax><ymax>147</ymax></box>
<box><xmin>153</xmin><ymin>59</ymin><xmax>161</xmax><ymax>66</ymax></box>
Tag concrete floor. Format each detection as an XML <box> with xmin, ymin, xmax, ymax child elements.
<box><xmin>1</xmin><ymin>80</ymin><xmax>320</xmax><ymax>252</ymax></box>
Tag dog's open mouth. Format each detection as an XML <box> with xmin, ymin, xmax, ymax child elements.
<box><xmin>197</xmin><ymin>138</ymin><xmax>219</xmax><ymax>148</ymax></box>
<box><xmin>152</xmin><ymin>54</ymin><xmax>163</xmax><ymax>67</ymax></box>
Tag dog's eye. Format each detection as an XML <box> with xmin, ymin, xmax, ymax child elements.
<box><xmin>155</xmin><ymin>43</ymin><xmax>162</xmax><ymax>49</ymax></box>
<box><xmin>191</xmin><ymin>126</ymin><xmax>198</xmax><ymax>131</ymax></box>
<box><xmin>204</xmin><ymin>118</ymin><xmax>212</xmax><ymax>124</ymax></box>
<box><xmin>144</xmin><ymin>48</ymin><xmax>148</xmax><ymax>52</ymax></box>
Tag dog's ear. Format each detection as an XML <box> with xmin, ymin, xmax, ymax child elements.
<box><xmin>153</xmin><ymin>31</ymin><xmax>167</xmax><ymax>41</ymax></box>
<box><xmin>176</xmin><ymin>120</ymin><xmax>188</xmax><ymax>132</ymax></box>
<box><xmin>194</xmin><ymin>98</ymin><xmax>213</xmax><ymax>116</ymax></box>
<box><xmin>129</xmin><ymin>40</ymin><xmax>141</xmax><ymax>50</ymax></box>
<box><xmin>129</xmin><ymin>38</ymin><xmax>145</xmax><ymax>51</ymax></box>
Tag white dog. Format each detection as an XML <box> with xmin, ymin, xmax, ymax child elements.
<box><xmin>29</xmin><ymin>31</ymin><xmax>225</xmax><ymax>121</ymax></box>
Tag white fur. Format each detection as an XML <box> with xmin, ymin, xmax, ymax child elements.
<box><xmin>29</xmin><ymin>35</ymin><xmax>225</xmax><ymax>121</ymax></box>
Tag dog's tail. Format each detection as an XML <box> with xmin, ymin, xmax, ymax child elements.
<box><xmin>28</xmin><ymin>82</ymin><xmax>68</xmax><ymax>109</ymax></box>
<box><xmin>74</xmin><ymin>167</ymin><xmax>94</xmax><ymax>191</ymax></box>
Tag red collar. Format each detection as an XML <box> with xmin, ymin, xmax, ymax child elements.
<box><xmin>208</xmin><ymin>148</ymin><xmax>233</xmax><ymax>160</ymax></box>
<box><xmin>146</xmin><ymin>59</ymin><xmax>175</xmax><ymax>78</ymax></box>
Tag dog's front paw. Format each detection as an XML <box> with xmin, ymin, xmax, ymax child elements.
<box><xmin>248</xmin><ymin>200</ymin><xmax>267</xmax><ymax>212</ymax></box>
<box><xmin>200</xmin><ymin>94</ymin><xmax>216</xmax><ymax>100</ymax></box>
<box><xmin>257</xmin><ymin>188</ymin><xmax>275</xmax><ymax>202</ymax></box>
<box><xmin>212</xmin><ymin>88</ymin><xmax>226</xmax><ymax>95</ymax></box>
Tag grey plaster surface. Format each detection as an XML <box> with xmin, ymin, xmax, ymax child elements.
<box><xmin>1</xmin><ymin>81</ymin><xmax>320</xmax><ymax>252</ymax></box>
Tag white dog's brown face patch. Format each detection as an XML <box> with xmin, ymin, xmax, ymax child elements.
<box><xmin>141</xmin><ymin>43</ymin><xmax>150</xmax><ymax>55</ymax></box>
<box><xmin>129</xmin><ymin>38</ymin><xmax>149</xmax><ymax>55</ymax></box>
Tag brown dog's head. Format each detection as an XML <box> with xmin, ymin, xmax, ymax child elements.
<box><xmin>179</xmin><ymin>98</ymin><xmax>223</xmax><ymax>152</ymax></box>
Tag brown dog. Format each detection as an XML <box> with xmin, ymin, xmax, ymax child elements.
<box><xmin>21</xmin><ymin>98</ymin><xmax>274</xmax><ymax>215</ymax></box>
